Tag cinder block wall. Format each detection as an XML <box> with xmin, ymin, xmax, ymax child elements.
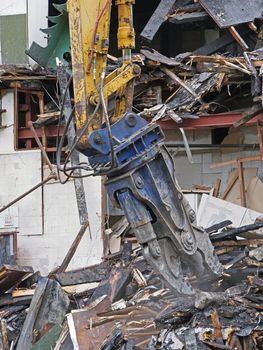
<box><xmin>165</xmin><ymin>128</ymin><xmax>261</xmax><ymax>192</ymax></box>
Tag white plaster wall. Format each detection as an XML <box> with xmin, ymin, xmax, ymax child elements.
<box><xmin>0</xmin><ymin>151</ymin><xmax>43</xmax><ymax>236</ymax></box>
<box><xmin>0</xmin><ymin>91</ymin><xmax>43</xmax><ymax>235</ymax></box>
<box><xmin>17</xmin><ymin>175</ymin><xmax>103</xmax><ymax>275</ymax></box>
<box><xmin>0</xmin><ymin>90</ymin><xmax>103</xmax><ymax>275</ymax></box>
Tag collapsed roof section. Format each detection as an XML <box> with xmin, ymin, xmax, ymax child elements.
<box><xmin>26</xmin><ymin>0</ymin><xmax>263</xmax><ymax>129</ymax></box>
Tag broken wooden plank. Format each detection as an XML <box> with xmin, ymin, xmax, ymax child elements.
<box><xmin>12</xmin><ymin>289</ymin><xmax>35</xmax><ymax>298</ymax></box>
<box><xmin>213</xmin><ymin>178</ymin><xmax>221</xmax><ymax>197</ymax></box>
<box><xmin>62</xmin><ymin>283</ymin><xmax>99</xmax><ymax>295</ymax></box>
<box><xmin>89</xmin><ymin>266</ymin><xmax>132</xmax><ymax>303</ymax></box>
<box><xmin>0</xmin><ymin>265</ymin><xmax>33</xmax><ymax>294</ymax></box>
<box><xmin>56</xmin><ymin>222</ymin><xmax>90</xmax><ymax>274</ymax></box>
<box><xmin>16</xmin><ymin>278</ymin><xmax>69</xmax><ymax>350</ymax></box>
<box><xmin>54</xmin><ymin>262</ymin><xmax>110</xmax><ymax>286</ymax></box>
<box><xmin>206</xmin><ymin>220</ymin><xmax>232</xmax><ymax>234</ymax></box>
<box><xmin>37</xmin><ymin>111</ymin><xmax>60</xmax><ymax>119</ymax></box>
<box><xmin>210</xmin><ymin>155</ymin><xmax>262</xmax><ymax>169</ymax></box>
<box><xmin>221</xmin><ymin>170</ymin><xmax>238</xmax><ymax>200</ymax></box>
<box><xmin>67</xmin><ymin>295</ymin><xmax>112</xmax><ymax>350</ymax></box>
<box><xmin>16</xmin><ymin>278</ymin><xmax>49</xmax><ymax>350</ymax></box>
<box><xmin>140</xmin><ymin>0</ymin><xmax>177</xmax><ymax>41</ymax></box>
<box><xmin>0</xmin><ymin>319</ymin><xmax>9</xmax><ymax>350</ymax></box>
<box><xmin>161</xmin><ymin>66</ymin><xmax>203</xmax><ymax>103</ymax></box>
<box><xmin>167</xmin><ymin>72</ymin><xmax>221</xmax><ymax>111</ymax></box>
<box><xmin>211</xmin><ymin>310</ymin><xmax>224</xmax><ymax>342</ymax></box>
<box><xmin>0</xmin><ymin>294</ymin><xmax>32</xmax><ymax>308</ymax></box>
<box><xmin>244</xmin><ymin>52</ymin><xmax>261</xmax><ymax>96</ymax></box>
<box><xmin>237</xmin><ymin>160</ymin><xmax>246</xmax><ymax>207</ymax></box>
<box><xmin>211</xmin><ymin>222</ymin><xmax>263</xmax><ymax>242</ymax></box>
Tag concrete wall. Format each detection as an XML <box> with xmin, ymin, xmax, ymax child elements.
<box><xmin>0</xmin><ymin>90</ymin><xmax>103</xmax><ymax>275</ymax></box>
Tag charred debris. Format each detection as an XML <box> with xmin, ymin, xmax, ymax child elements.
<box><xmin>3</xmin><ymin>218</ymin><xmax>263</xmax><ymax>349</ymax></box>
<box><xmin>1</xmin><ymin>0</ymin><xmax>263</xmax><ymax>349</ymax></box>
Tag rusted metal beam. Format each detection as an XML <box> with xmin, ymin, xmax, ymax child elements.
<box><xmin>157</xmin><ymin>112</ymin><xmax>263</xmax><ymax>130</ymax></box>
<box><xmin>233</xmin><ymin>104</ymin><xmax>263</xmax><ymax>128</ymax></box>
<box><xmin>17</xmin><ymin>125</ymin><xmax>64</xmax><ymax>139</ymax></box>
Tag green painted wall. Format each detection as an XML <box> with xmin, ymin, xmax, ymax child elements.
<box><xmin>0</xmin><ymin>14</ymin><xmax>28</xmax><ymax>64</ymax></box>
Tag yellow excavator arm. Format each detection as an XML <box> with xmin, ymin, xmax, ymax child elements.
<box><xmin>67</xmin><ymin>0</ymin><xmax>140</xmax><ymax>148</ymax></box>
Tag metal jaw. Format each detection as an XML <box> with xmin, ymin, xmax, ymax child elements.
<box><xmin>87</xmin><ymin>113</ymin><xmax>223</xmax><ymax>295</ymax></box>
<box><xmin>108</xmin><ymin>148</ymin><xmax>223</xmax><ymax>295</ymax></box>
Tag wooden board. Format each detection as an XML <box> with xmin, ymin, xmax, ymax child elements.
<box><xmin>140</xmin><ymin>0</ymin><xmax>176</xmax><ymax>41</ymax></box>
<box><xmin>199</xmin><ymin>0</ymin><xmax>263</xmax><ymax>28</ymax></box>
<box><xmin>54</xmin><ymin>262</ymin><xmax>110</xmax><ymax>286</ymax></box>
<box><xmin>16</xmin><ymin>278</ymin><xmax>69</xmax><ymax>350</ymax></box>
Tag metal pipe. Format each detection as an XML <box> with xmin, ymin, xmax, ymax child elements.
<box><xmin>0</xmin><ymin>174</ymin><xmax>56</xmax><ymax>214</ymax></box>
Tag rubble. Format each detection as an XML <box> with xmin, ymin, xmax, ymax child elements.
<box><xmin>2</xmin><ymin>0</ymin><xmax>263</xmax><ymax>349</ymax></box>
<box><xmin>1</xmin><ymin>215</ymin><xmax>263</xmax><ymax>349</ymax></box>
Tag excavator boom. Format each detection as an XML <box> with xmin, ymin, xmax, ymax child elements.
<box><xmin>61</xmin><ymin>0</ymin><xmax>223</xmax><ymax>294</ymax></box>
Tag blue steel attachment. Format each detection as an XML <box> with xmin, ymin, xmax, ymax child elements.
<box><xmin>83</xmin><ymin>112</ymin><xmax>223</xmax><ymax>295</ymax></box>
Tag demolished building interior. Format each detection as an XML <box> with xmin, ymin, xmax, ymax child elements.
<box><xmin>2</xmin><ymin>0</ymin><xmax>263</xmax><ymax>349</ymax></box>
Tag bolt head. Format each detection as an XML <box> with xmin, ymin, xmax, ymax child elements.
<box><xmin>125</xmin><ymin>113</ymin><xmax>137</xmax><ymax>127</ymax></box>
<box><xmin>93</xmin><ymin>133</ymin><xmax>102</xmax><ymax>144</ymax></box>
<box><xmin>135</xmin><ymin>176</ymin><xmax>144</xmax><ymax>188</ymax></box>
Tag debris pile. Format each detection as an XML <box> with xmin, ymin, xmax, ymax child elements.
<box><xmin>126</xmin><ymin>0</ymin><xmax>263</xmax><ymax>126</ymax></box>
<box><xmin>134</xmin><ymin>49</ymin><xmax>263</xmax><ymax>125</ymax></box>
<box><xmin>2</xmin><ymin>216</ymin><xmax>263</xmax><ymax>349</ymax></box>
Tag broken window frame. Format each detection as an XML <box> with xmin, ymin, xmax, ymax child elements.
<box><xmin>13</xmin><ymin>88</ymin><xmax>64</xmax><ymax>163</ymax></box>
